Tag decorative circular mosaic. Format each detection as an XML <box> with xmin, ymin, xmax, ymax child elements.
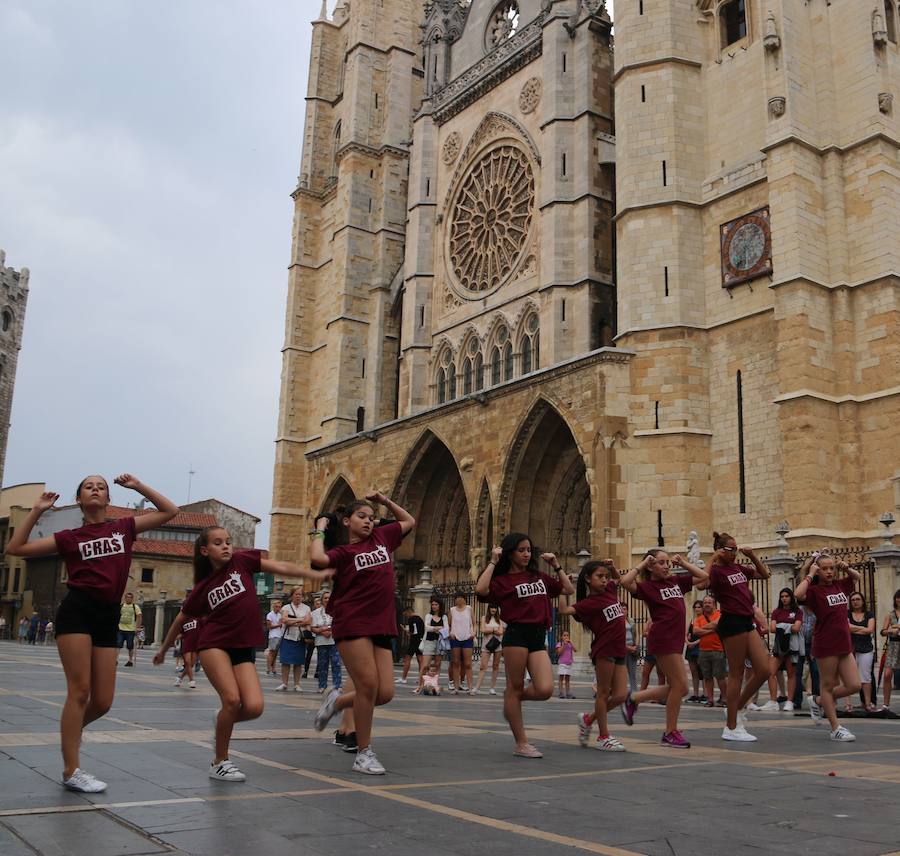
<box><xmin>519</xmin><ymin>77</ymin><xmax>542</xmax><ymax>114</ymax></box>
<box><xmin>442</xmin><ymin>132</ymin><xmax>461</xmax><ymax>165</ymax></box>
<box><xmin>486</xmin><ymin>0</ymin><xmax>520</xmax><ymax>49</ymax></box>
<box><xmin>728</xmin><ymin>223</ymin><xmax>766</xmax><ymax>271</ymax></box>
<box><xmin>447</xmin><ymin>145</ymin><xmax>534</xmax><ymax>294</ymax></box>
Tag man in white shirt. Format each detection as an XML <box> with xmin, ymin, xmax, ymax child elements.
<box><xmin>265</xmin><ymin>598</ymin><xmax>283</xmax><ymax>676</ymax></box>
<box><xmin>311</xmin><ymin>591</ymin><xmax>342</xmax><ymax>693</ymax></box>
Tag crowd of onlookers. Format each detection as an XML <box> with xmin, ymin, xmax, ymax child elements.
<box><xmin>0</xmin><ymin>613</ymin><xmax>55</xmax><ymax>644</ymax></box>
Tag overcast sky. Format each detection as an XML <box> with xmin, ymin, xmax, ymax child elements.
<box><xmin>1</xmin><ymin>1</ymin><xmax>313</xmax><ymax>546</ymax></box>
<box><xmin>1</xmin><ymin>0</ymin><xmax>614</xmax><ymax>549</ymax></box>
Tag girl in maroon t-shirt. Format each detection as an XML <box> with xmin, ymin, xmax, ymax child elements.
<box><xmin>6</xmin><ymin>474</ymin><xmax>178</xmax><ymax>795</ymax></box>
<box><xmin>308</xmin><ymin>492</ymin><xmax>416</xmax><ymax>777</ymax></box>
<box><xmin>175</xmin><ymin>612</ymin><xmax>201</xmax><ymax>689</ymax></box>
<box><xmin>558</xmin><ymin>560</ymin><xmax>629</xmax><ymax>752</ymax></box>
<box><xmin>702</xmin><ymin>531</ymin><xmax>771</xmax><ymax>743</ymax></box>
<box><xmin>620</xmin><ymin>550</ymin><xmax>708</xmax><ymax>749</ymax></box>
<box><xmin>154</xmin><ymin>526</ymin><xmax>332</xmax><ymax>783</ymax></box>
<box><xmin>795</xmin><ymin>553</ymin><xmax>861</xmax><ymax>742</ymax></box>
<box><xmin>475</xmin><ymin>532</ymin><xmax>575</xmax><ymax>759</ymax></box>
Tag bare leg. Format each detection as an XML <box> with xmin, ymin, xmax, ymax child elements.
<box><xmin>463</xmin><ymin>648</ymin><xmax>473</xmax><ymax>690</ymax></box>
<box><xmin>202</xmin><ymin>652</ymin><xmax>263</xmax><ymax>763</ymax></box>
<box><xmin>183</xmin><ymin>652</ymin><xmax>196</xmax><ymax>682</ymax></box>
<box><xmin>502</xmin><ymin>648</ymin><xmax>553</xmax><ymax>746</ymax></box>
<box><xmin>817</xmin><ymin>655</ymin><xmax>861</xmax><ymax>731</ymax></box>
<box><xmin>653</xmin><ymin>653</ymin><xmax>687</xmax><ymax>733</ymax></box>
<box><xmin>57</xmin><ymin>636</ymin><xmax>117</xmax><ymax>778</ymax></box>
<box><xmin>882</xmin><ymin>668</ymin><xmax>893</xmax><ymax>708</ymax></box>
<box><xmin>336</xmin><ymin>639</ymin><xmax>394</xmax><ymax>750</ymax></box>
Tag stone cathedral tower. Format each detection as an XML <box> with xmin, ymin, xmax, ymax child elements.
<box><xmin>0</xmin><ymin>251</ymin><xmax>29</xmax><ymax>486</ymax></box>
<box><xmin>614</xmin><ymin>0</ymin><xmax>900</xmax><ymax>555</ymax></box>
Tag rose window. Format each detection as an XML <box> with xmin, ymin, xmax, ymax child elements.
<box><xmin>487</xmin><ymin>1</ymin><xmax>520</xmax><ymax>49</ymax></box>
<box><xmin>447</xmin><ymin>145</ymin><xmax>534</xmax><ymax>294</ymax></box>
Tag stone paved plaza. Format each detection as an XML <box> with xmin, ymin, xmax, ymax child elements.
<box><xmin>1</xmin><ymin>641</ymin><xmax>898</xmax><ymax>856</ymax></box>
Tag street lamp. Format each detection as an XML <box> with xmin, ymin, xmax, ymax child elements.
<box><xmin>774</xmin><ymin>520</ymin><xmax>790</xmax><ymax>554</ymax></box>
<box><xmin>879</xmin><ymin>511</ymin><xmax>896</xmax><ymax>545</ymax></box>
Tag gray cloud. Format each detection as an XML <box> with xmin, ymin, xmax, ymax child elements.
<box><xmin>0</xmin><ymin>1</ymin><xmax>313</xmax><ymax>546</ymax></box>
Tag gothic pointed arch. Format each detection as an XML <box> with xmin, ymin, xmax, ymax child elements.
<box><xmin>473</xmin><ymin>477</ymin><xmax>495</xmax><ymax>567</ymax></box>
<box><xmin>318</xmin><ymin>474</ymin><xmax>357</xmax><ymax>515</ymax></box>
<box><xmin>392</xmin><ymin>430</ymin><xmax>471</xmax><ymax>585</ymax></box>
<box><xmin>498</xmin><ymin>397</ymin><xmax>591</xmax><ymax>561</ymax></box>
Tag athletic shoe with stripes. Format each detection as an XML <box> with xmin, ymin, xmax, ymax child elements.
<box><xmin>314</xmin><ymin>687</ymin><xmax>341</xmax><ymax>731</ymax></box>
<box><xmin>352</xmin><ymin>747</ymin><xmax>386</xmax><ymax>775</ymax></box>
<box><xmin>830</xmin><ymin>725</ymin><xmax>855</xmax><ymax>742</ymax></box>
<box><xmin>595</xmin><ymin>735</ymin><xmax>625</xmax><ymax>752</ymax></box>
<box><xmin>208</xmin><ymin>760</ymin><xmax>246</xmax><ymax>782</ymax></box>
<box><xmin>661</xmin><ymin>730</ymin><xmax>690</xmax><ymax>748</ymax></box>
<box><xmin>807</xmin><ymin>694</ymin><xmax>824</xmax><ymax>726</ymax></box>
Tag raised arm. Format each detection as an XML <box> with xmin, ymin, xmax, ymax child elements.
<box><xmin>838</xmin><ymin>560</ymin><xmax>860</xmax><ymax>583</ymax></box>
<box><xmin>672</xmin><ymin>554</ymin><xmax>709</xmax><ymax>587</ymax></box>
<box><xmin>5</xmin><ymin>492</ymin><xmax>61</xmax><ymax>558</ymax></box>
<box><xmin>261</xmin><ymin>557</ymin><xmax>334</xmax><ymax>586</ymax></box>
<box><xmin>367</xmin><ymin>490</ymin><xmax>415</xmax><ymax>536</ymax></box>
<box><xmin>794</xmin><ymin>558</ymin><xmax>816</xmax><ymax>601</ymax></box>
<box><xmin>739</xmin><ymin>546</ymin><xmax>770</xmax><ymax>580</ymax></box>
<box><xmin>619</xmin><ymin>555</ymin><xmax>650</xmax><ymax>595</ymax></box>
<box><xmin>541</xmin><ymin>552</ymin><xmax>575</xmax><ymax>596</ymax></box>
<box><xmin>116</xmin><ymin>475</ymin><xmax>179</xmax><ymax>533</ymax></box>
<box><xmin>475</xmin><ymin>545</ymin><xmax>502</xmax><ymax>597</ymax></box>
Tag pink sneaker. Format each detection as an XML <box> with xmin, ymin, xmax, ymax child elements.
<box><xmin>621</xmin><ymin>692</ymin><xmax>638</xmax><ymax>726</ymax></box>
<box><xmin>660</xmin><ymin>730</ymin><xmax>690</xmax><ymax>749</ymax></box>
<box><xmin>577</xmin><ymin>712</ymin><xmax>593</xmax><ymax>747</ymax></box>
<box><xmin>513</xmin><ymin>742</ymin><xmax>543</xmax><ymax>758</ymax></box>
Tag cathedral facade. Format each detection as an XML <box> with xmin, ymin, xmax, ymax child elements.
<box><xmin>271</xmin><ymin>0</ymin><xmax>900</xmax><ymax>589</ymax></box>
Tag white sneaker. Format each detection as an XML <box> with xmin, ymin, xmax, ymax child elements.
<box><xmin>595</xmin><ymin>735</ymin><xmax>626</xmax><ymax>751</ymax></box>
<box><xmin>782</xmin><ymin>700</ymin><xmax>794</xmax><ymax>712</ymax></box>
<box><xmin>807</xmin><ymin>694</ymin><xmax>824</xmax><ymax>726</ymax></box>
<box><xmin>489</xmin><ymin>688</ymin><xmax>497</xmax><ymax>695</ymax></box>
<box><xmin>722</xmin><ymin>726</ymin><xmax>757</xmax><ymax>742</ymax></box>
<box><xmin>63</xmin><ymin>768</ymin><xmax>107</xmax><ymax>793</ymax></box>
<box><xmin>188</xmin><ymin>680</ymin><xmax>196</xmax><ymax>689</ymax></box>
<box><xmin>469</xmin><ymin>689</ymin><xmax>479</xmax><ymax>695</ymax></box>
<box><xmin>173</xmin><ymin>677</ymin><xmax>183</xmax><ymax>687</ymax></box>
<box><xmin>830</xmin><ymin>725</ymin><xmax>855</xmax><ymax>742</ymax></box>
<box><xmin>577</xmin><ymin>712</ymin><xmax>593</xmax><ymax>747</ymax></box>
<box><xmin>209</xmin><ymin>760</ymin><xmax>246</xmax><ymax>782</ymax></box>
<box><xmin>293</xmin><ymin>685</ymin><xmax>303</xmax><ymax>693</ymax></box>
<box><xmin>314</xmin><ymin>687</ymin><xmax>341</xmax><ymax>731</ymax></box>
<box><xmin>394</xmin><ymin>677</ymin><xmax>407</xmax><ymax>684</ymax></box>
<box><xmin>760</xmin><ymin>700</ymin><xmax>780</xmax><ymax>712</ymax></box>
<box><xmin>352</xmin><ymin>746</ymin><xmax>386</xmax><ymax>775</ymax></box>
<box><xmin>275</xmin><ymin>683</ymin><xmax>288</xmax><ymax>692</ymax></box>
<box><xmin>448</xmin><ymin>682</ymin><xmax>456</xmax><ymax>691</ymax></box>
<box><xmin>746</xmin><ymin>702</ymin><xmax>762</xmax><ymax>711</ymax></box>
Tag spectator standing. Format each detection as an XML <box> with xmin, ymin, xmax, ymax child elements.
<box><xmin>17</xmin><ymin>616</ymin><xmax>27</xmax><ymax>643</ymax></box>
<box><xmin>312</xmin><ymin>591</ymin><xmax>342</xmax><ymax>693</ymax></box>
<box><xmin>769</xmin><ymin>588</ymin><xmax>802</xmax><ymax>712</ymax></box>
<box><xmin>879</xmin><ymin>588</ymin><xmax>900</xmax><ymax>710</ymax></box>
<box><xmin>0</xmin><ymin>615</ymin><xmax>6</xmax><ymax>640</ymax></box>
<box><xmin>792</xmin><ymin>604</ymin><xmax>819</xmax><ymax>710</ymax></box>
<box><xmin>265</xmin><ymin>598</ymin><xmax>283</xmax><ymax>676</ymax></box>
<box><xmin>847</xmin><ymin>591</ymin><xmax>875</xmax><ymax>712</ymax></box>
<box><xmin>396</xmin><ymin>608</ymin><xmax>425</xmax><ymax>688</ymax></box>
<box><xmin>623</xmin><ymin>603</ymin><xmax>640</xmax><ymax>693</ymax></box>
<box><xmin>303</xmin><ymin>595</ymin><xmax>321</xmax><ymax>679</ymax></box>
<box><xmin>555</xmin><ymin>631</ymin><xmax>576</xmax><ymax>699</ymax></box>
<box><xmin>117</xmin><ymin>592</ymin><xmax>142</xmax><ymax>667</ymax></box>
<box><xmin>277</xmin><ymin>587</ymin><xmax>311</xmax><ymax>692</ymax></box>
<box><xmin>420</xmin><ymin>598</ymin><xmax>448</xmax><ymax>688</ymax></box>
<box><xmin>473</xmin><ymin>604</ymin><xmax>504</xmax><ymax>695</ymax></box>
<box><xmin>27</xmin><ymin>612</ymin><xmax>40</xmax><ymax>645</ymax></box>
<box><xmin>685</xmin><ymin>601</ymin><xmax>703</xmax><ymax>702</ymax></box>
<box><xmin>694</xmin><ymin>595</ymin><xmax>727</xmax><ymax>707</ymax></box>
<box><xmin>449</xmin><ymin>594</ymin><xmax>475</xmax><ymax>694</ymax></box>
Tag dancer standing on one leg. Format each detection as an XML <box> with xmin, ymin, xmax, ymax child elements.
<box><xmin>5</xmin><ymin>474</ymin><xmax>178</xmax><ymax>794</ymax></box>
<box><xmin>795</xmin><ymin>553</ymin><xmax>861</xmax><ymax>742</ymax></box>
<box><xmin>475</xmin><ymin>534</ymin><xmax>575</xmax><ymax>758</ymax></box>
<box><xmin>309</xmin><ymin>493</ymin><xmax>416</xmax><ymax>775</ymax></box>
<box><xmin>699</xmin><ymin>532</ymin><xmax>770</xmax><ymax>742</ymax></box>
<box><xmin>154</xmin><ymin>527</ymin><xmax>329</xmax><ymax>782</ymax></box>
<box><xmin>620</xmin><ymin>550</ymin><xmax>708</xmax><ymax>748</ymax></box>
<box><xmin>559</xmin><ymin>560</ymin><xmax>629</xmax><ymax>751</ymax></box>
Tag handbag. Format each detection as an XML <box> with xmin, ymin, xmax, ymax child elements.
<box><xmin>485</xmin><ymin>636</ymin><xmax>501</xmax><ymax>654</ymax></box>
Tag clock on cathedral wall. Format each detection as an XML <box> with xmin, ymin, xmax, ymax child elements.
<box><xmin>720</xmin><ymin>207</ymin><xmax>773</xmax><ymax>288</ymax></box>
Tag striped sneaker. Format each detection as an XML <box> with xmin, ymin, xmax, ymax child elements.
<box><xmin>209</xmin><ymin>760</ymin><xmax>246</xmax><ymax>782</ymax></box>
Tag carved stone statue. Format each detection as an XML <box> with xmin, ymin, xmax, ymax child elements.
<box><xmin>763</xmin><ymin>10</ymin><xmax>781</xmax><ymax>52</ymax></box>
<box><xmin>873</xmin><ymin>9</ymin><xmax>888</xmax><ymax>46</ymax></box>
<box><xmin>879</xmin><ymin>91</ymin><xmax>894</xmax><ymax>114</ymax></box>
<box><xmin>686</xmin><ymin>531</ymin><xmax>704</xmax><ymax>569</ymax></box>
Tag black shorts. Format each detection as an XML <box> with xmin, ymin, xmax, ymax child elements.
<box><xmin>717</xmin><ymin>613</ymin><xmax>755</xmax><ymax>639</ymax></box>
<box><xmin>502</xmin><ymin>622</ymin><xmax>546</xmax><ymax>653</ymax></box>
<box><xmin>198</xmin><ymin>647</ymin><xmax>257</xmax><ymax>666</ymax></box>
<box><xmin>595</xmin><ymin>656</ymin><xmax>626</xmax><ymax>665</ymax></box>
<box><xmin>339</xmin><ymin>635</ymin><xmax>395</xmax><ymax>651</ymax></box>
<box><xmin>117</xmin><ymin>630</ymin><xmax>136</xmax><ymax>650</ymax></box>
<box><xmin>55</xmin><ymin>588</ymin><xmax>119</xmax><ymax>647</ymax></box>
<box><xmin>407</xmin><ymin>637</ymin><xmax>422</xmax><ymax>657</ymax></box>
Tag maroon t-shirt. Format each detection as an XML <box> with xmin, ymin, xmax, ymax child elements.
<box><xmin>180</xmin><ymin>616</ymin><xmax>201</xmax><ymax>654</ymax></box>
<box><xmin>182</xmin><ymin>550</ymin><xmax>264</xmax><ymax>650</ymax></box>
<box><xmin>805</xmin><ymin>576</ymin><xmax>854</xmax><ymax>658</ymax></box>
<box><xmin>572</xmin><ymin>581</ymin><xmax>626</xmax><ymax>660</ymax></box>
<box><xmin>325</xmin><ymin>522</ymin><xmax>404</xmax><ymax>641</ymax></box>
<box><xmin>633</xmin><ymin>574</ymin><xmax>694</xmax><ymax>655</ymax></box>
<box><xmin>709</xmin><ymin>563</ymin><xmax>758</xmax><ymax>617</ymax></box>
<box><xmin>488</xmin><ymin>571</ymin><xmax>563</xmax><ymax>628</ymax></box>
<box><xmin>54</xmin><ymin>517</ymin><xmax>137</xmax><ymax>604</ymax></box>
<box><xmin>771</xmin><ymin>607</ymin><xmax>800</xmax><ymax>625</ymax></box>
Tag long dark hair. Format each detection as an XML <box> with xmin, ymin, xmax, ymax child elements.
<box><xmin>576</xmin><ymin>560</ymin><xmax>607</xmax><ymax>601</ymax></box>
<box><xmin>193</xmin><ymin>526</ymin><xmax>226</xmax><ymax>583</ymax></box>
<box><xmin>777</xmin><ymin>587</ymin><xmax>798</xmax><ymax>612</ymax></box>
<box><xmin>493</xmin><ymin>532</ymin><xmax>539</xmax><ymax>577</ymax></box>
<box><xmin>429</xmin><ymin>597</ymin><xmax>444</xmax><ymax>617</ymax></box>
